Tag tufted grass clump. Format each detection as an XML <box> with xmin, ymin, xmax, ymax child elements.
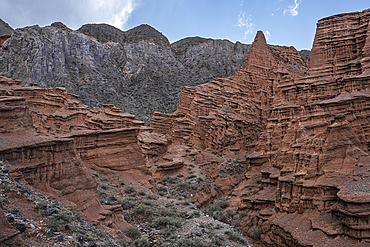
<box><xmin>151</xmin><ymin>216</ymin><xmax>182</xmax><ymax>229</ymax></box>
<box><xmin>125</xmin><ymin>226</ymin><xmax>141</xmax><ymax>240</ymax></box>
<box><xmin>124</xmin><ymin>186</ymin><xmax>136</xmax><ymax>194</ymax></box>
<box><xmin>162</xmin><ymin>176</ymin><xmax>180</xmax><ymax>185</ymax></box>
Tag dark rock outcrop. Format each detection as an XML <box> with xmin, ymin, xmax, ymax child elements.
<box><xmin>0</xmin><ymin>22</ymin><xmax>251</xmax><ymax>124</ymax></box>
<box><xmin>77</xmin><ymin>23</ymin><xmax>126</xmax><ymax>44</ymax></box>
<box><xmin>0</xmin><ymin>200</ymin><xmax>19</xmax><ymax>242</ymax></box>
<box><xmin>125</xmin><ymin>24</ymin><xmax>170</xmax><ymax>46</ymax></box>
<box><xmin>0</xmin><ymin>18</ymin><xmax>13</xmax><ymax>36</ymax></box>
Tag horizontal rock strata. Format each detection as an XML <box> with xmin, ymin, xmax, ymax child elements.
<box><xmin>150</xmin><ymin>8</ymin><xmax>370</xmax><ymax>246</ymax></box>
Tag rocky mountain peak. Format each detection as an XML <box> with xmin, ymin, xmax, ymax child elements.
<box><xmin>0</xmin><ymin>18</ymin><xmax>13</xmax><ymax>36</ymax></box>
<box><xmin>244</xmin><ymin>30</ymin><xmax>275</xmax><ymax>69</ymax></box>
<box><xmin>77</xmin><ymin>23</ymin><xmax>126</xmax><ymax>44</ymax></box>
<box><xmin>50</xmin><ymin>22</ymin><xmax>69</xmax><ymax>30</ymax></box>
<box><xmin>125</xmin><ymin>24</ymin><xmax>170</xmax><ymax>46</ymax></box>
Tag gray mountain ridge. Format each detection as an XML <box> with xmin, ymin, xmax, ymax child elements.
<box><xmin>0</xmin><ymin>19</ymin><xmax>13</xmax><ymax>36</ymax></box>
<box><xmin>0</xmin><ymin>20</ymin><xmax>309</xmax><ymax>124</ymax></box>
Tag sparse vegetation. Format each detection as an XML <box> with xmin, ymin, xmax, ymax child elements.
<box><xmin>225</xmin><ymin>230</ymin><xmax>248</xmax><ymax>244</ymax></box>
<box><xmin>162</xmin><ymin>175</ymin><xmax>181</xmax><ymax>185</ymax></box>
<box><xmin>138</xmin><ymin>189</ymin><xmax>146</xmax><ymax>196</ymax></box>
<box><xmin>124</xmin><ymin>185</ymin><xmax>137</xmax><ymax>194</ymax></box>
<box><xmin>125</xmin><ymin>226</ymin><xmax>141</xmax><ymax>239</ymax></box>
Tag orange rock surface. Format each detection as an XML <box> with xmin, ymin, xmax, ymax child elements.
<box><xmin>151</xmin><ymin>31</ymin><xmax>308</xmax><ymax>155</ymax></box>
<box><xmin>150</xmin><ymin>8</ymin><xmax>370</xmax><ymax>246</ymax></box>
<box><xmin>2</xmin><ymin>8</ymin><xmax>370</xmax><ymax>246</ymax></box>
<box><xmin>0</xmin><ymin>76</ymin><xmax>149</xmax><ymax>235</ymax></box>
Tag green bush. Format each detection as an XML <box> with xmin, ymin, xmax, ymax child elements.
<box><xmin>225</xmin><ymin>230</ymin><xmax>248</xmax><ymax>244</ymax></box>
<box><xmin>125</xmin><ymin>226</ymin><xmax>141</xmax><ymax>240</ymax></box>
<box><xmin>162</xmin><ymin>176</ymin><xmax>180</xmax><ymax>184</ymax></box>
<box><xmin>211</xmin><ymin>235</ymin><xmax>225</xmax><ymax>245</ymax></box>
<box><xmin>119</xmin><ymin>197</ymin><xmax>137</xmax><ymax>210</ymax></box>
<box><xmin>47</xmin><ymin>214</ymin><xmax>64</xmax><ymax>228</ymax></box>
<box><xmin>35</xmin><ymin>201</ymin><xmax>48</xmax><ymax>210</ymax></box>
<box><xmin>175</xmin><ymin>181</ymin><xmax>189</xmax><ymax>191</ymax></box>
<box><xmin>124</xmin><ymin>186</ymin><xmax>136</xmax><ymax>194</ymax></box>
<box><xmin>186</xmin><ymin>174</ymin><xmax>197</xmax><ymax>180</ymax></box>
<box><xmin>206</xmin><ymin>197</ymin><xmax>229</xmax><ymax>213</ymax></box>
<box><xmin>146</xmin><ymin>194</ymin><xmax>158</xmax><ymax>200</ymax></box>
<box><xmin>177</xmin><ymin>238</ymin><xmax>204</xmax><ymax>247</ymax></box>
<box><xmin>142</xmin><ymin>199</ymin><xmax>155</xmax><ymax>206</ymax></box>
<box><xmin>151</xmin><ymin>216</ymin><xmax>182</xmax><ymax>229</ymax></box>
<box><xmin>133</xmin><ymin>204</ymin><xmax>154</xmax><ymax>217</ymax></box>
<box><xmin>159</xmin><ymin>208</ymin><xmax>175</xmax><ymax>217</ymax></box>
<box><xmin>250</xmin><ymin>226</ymin><xmax>262</xmax><ymax>240</ymax></box>
<box><xmin>138</xmin><ymin>189</ymin><xmax>146</xmax><ymax>196</ymax></box>
<box><xmin>158</xmin><ymin>185</ymin><xmax>167</xmax><ymax>192</ymax></box>
<box><xmin>100</xmin><ymin>183</ymin><xmax>108</xmax><ymax>190</ymax></box>
<box><xmin>238</xmin><ymin>210</ymin><xmax>249</xmax><ymax>219</ymax></box>
<box><xmin>213</xmin><ymin>210</ymin><xmax>226</xmax><ymax>222</ymax></box>
<box><xmin>134</xmin><ymin>237</ymin><xmax>150</xmax><ymax>247</ymax></box>
<box><xmin>179</xmin><ymin>212</ymin><xmax>187</xmax><ymax>218</ymax></box>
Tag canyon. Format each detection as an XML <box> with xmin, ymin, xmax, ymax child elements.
<box><xmin>1</xmin><ymin>7</ymin><xmax>370</xmax><ymax>247</ymax></box>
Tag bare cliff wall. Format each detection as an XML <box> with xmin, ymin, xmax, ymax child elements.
<box><xmin>149</xmin><ymin>8</ymin><xmax>370</xmax><ymax>246</ymax></box>
<box><xmin>0</xmin><ymin>22</ymin><xmax>252</xmax><ymax>124</ymax></box>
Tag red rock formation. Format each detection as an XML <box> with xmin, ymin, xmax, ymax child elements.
<box><xmin>63</xmin><ymin>128</ymin><xmax>147</xmax><ymax>173</ymax></box>
<box><xmin>0</xmin><ymin>34</ymin><xmax>11</xmax><ymax>49</ymax></box>
<box><xmin>137</xmin><ymin>128</ymin><xmax>169</xmax><ymax>159</ymax></box>
<box><xmin>150</xmin><ymin>8</ymin><xmax>370</xmax><ymax>246</ymax></box>
<box><xmin>0</xmin><ymin>77</ymin><xmax>143</xmax><ymax>136</ymax></box>
<box><xmin>151</xmin><ymin>31</ymin><xmax>308</xmax><ymax>155</ymax></box>
<box><xmin>0</xmin><ymin>76</ymin><xmax>148</xmax><ymax>234</ymax></box>
<box><xmin>0</xmin><ymin>76</ymin><xmax>147</xmax><ymax>174</ymax></box>
<box><xmin>236</xmin><ymin>9</ymin><xmax>370</xmax><ymax>245</ymax></box>
<box><xmin>310</xmin><ymin>9</ymin><xmax>370</xmax><ymax>79</ymax></box>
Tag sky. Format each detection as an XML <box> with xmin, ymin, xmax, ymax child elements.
<box><xmin>0</xmin><ymin>0</ymin><xmax>369</xmax><ymax>50</ymax></box>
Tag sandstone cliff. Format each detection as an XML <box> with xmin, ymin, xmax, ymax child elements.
<box><xmin>0</xmin><ymin>74</ymin><xmax>250</xmax><ymax>246</ymax></box>
<box><xmin>148</xmin><ymin>8</ymin><xmax>370</xmax><ymax>246</ymax></box>
<box><xmin>0</xmin><ymin>76</ymin><xmax>151</xmax><ymax>243</ymax></box>
<box><xmin>3</xmin><ymin>7</ymin><xmax>370</xmax><ymax>247</ymax></box>
<box><xmin>151</xmin><ymin>31</ymin><xmax>308</xmax><ymax>154</ymax></box>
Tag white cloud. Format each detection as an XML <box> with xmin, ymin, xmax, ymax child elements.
<box><xmin>265</xmin><ymin>30</ymin><xmax>271</xmax><ymax>43</ymax></box>
<box><xmin>81</xmin><ymin>0</ymin><xmax>138</xmax><ymax>29</ymax></box>
<box><xmin>284</xmin><ymin>0</ymin><xmax>300</xmax><ymax>16</ymax></box>
<box><xmin>237</xmin><ymin>12</ymin><xmax>255</xmax><ymax>39</ymax></box>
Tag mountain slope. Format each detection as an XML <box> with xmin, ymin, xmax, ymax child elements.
<box><xmin>0</xmin><ymin>21</ymin><xmax>251</xmax><ymax>124</ymax></box>
<box><xmin>0</xmin><ymin>19</ymin><xmax>13</xmax><ymax>36</ymax></box>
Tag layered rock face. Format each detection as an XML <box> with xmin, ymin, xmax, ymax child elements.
<box><xmin>310</xmin><ymin>9</ymin><xmax>370</xmax><ymax>79</ymax></box>
<box><xmin>151</xmin><ymin>31</ymin><xmax>308</xmax><ymax>154</ymax></box>
<box><xmin>0</xmin><ymin>76</ymin><xmax>147</xmax><ymax>172</ymax></box>
<box><xmin>0</xmin><ymin>21</ymin><xmax>252</xmax><ymax>124</ymax></box>
<box><xmin>234</xmin><ymin>9</ymin><xmax>370</xmax><ymax>245</ymax></box>
<box><xmin>0</xmin><ymin>76</ymin><xmax>149</xmax><ymax>235</ymax></box>
<box><xmin>149</xmin><ymin>8</ymin><xmax>370</xmax><ymax>246</ymax></box>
